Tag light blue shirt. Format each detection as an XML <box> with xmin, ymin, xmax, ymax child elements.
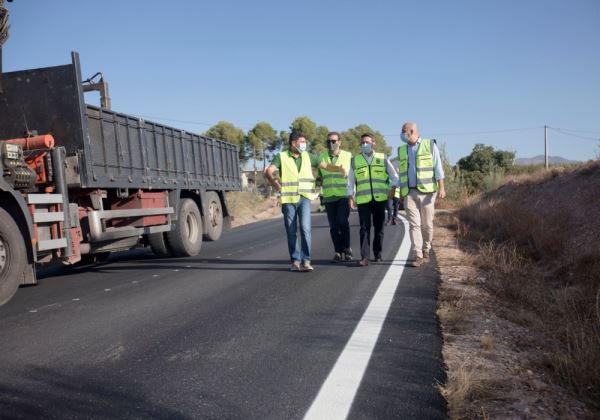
<box><xmin>403</xmin><ymin>138</ymin><xmax>445</xmax><ymax>188</ymax></box>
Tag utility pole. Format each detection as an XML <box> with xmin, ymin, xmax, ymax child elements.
<box><xmin>544</xmin><ymin>125</ymin><xmax>548</xmax><ymax>170</ymax></box>
<box><xmin>253</xmin><ymin>144</ymin><xmax>257</xmax><ymax>191</ymax></box>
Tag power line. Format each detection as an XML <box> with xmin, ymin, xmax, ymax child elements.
<box><xmin>550</xmin><ymin>127</ymin><xmax>600</xmax><ymax>135</ymax></box>
<box><xmin>139</xmin><ymin>115</ymin><xmax>215</xmax><ymax>128</ymax></box>
<box><xmin>139</xmin><ymin>115</ymin><xmax>257</xmax><ymax>131</ymax></box>
<box><xmin>135</xmin><ymin>115</ymin><xmax>600</xmax><ymax>144</ymax></box>
<box><xmin>383</xmin><ymin>126</ymin><xmax>542</xmax><ymax>137</ymax></box>
<box><xmin>547</xmin><ymin>127</ymin><xmax>600</xmax><ymax>142</ymax></box>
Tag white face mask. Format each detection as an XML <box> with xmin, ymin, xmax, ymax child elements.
<box><xmin>296</xmin><ymin>143</ymin><xmax>307</xmax><ymax>153</ymax></box>
<box><xmin>401</xmin><ymin>133</ymin><xmax>410</xmax><ymax>144</ymax></box>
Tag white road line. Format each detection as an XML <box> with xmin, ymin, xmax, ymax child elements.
<box><xmin>304</xmin><ymin>216</ymin><xmax>412</xmax><ymax>420</ymax></box>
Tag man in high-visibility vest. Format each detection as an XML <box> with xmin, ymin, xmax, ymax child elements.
<box><xmin>348</xmin><ymin>133</ymin><xmax>399</xmax><ymax>267</ymax></box>
<box><xmin>266</xmin><ymin>131</ymin><xmax>345</xmax><ymax>272</ymax></box>
<box><xmin>319</xmin><ymin>131</ymin><xmax>353</xmax><ymax>263</ymax></box>
<box><xmin>392</xmin><ymin>122</ymin><xmax>445</xmax><ymax>268</ymax></box>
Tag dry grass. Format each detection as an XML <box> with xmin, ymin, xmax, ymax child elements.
<box><xmin>480</xmin><ymin>335</ymin><xmax>493</xmax><ymax>351</ymax></box>
<box><xmin>439</xmin><ymin>358</ymin><xmax>479</xmax><ymax>415</ymax></box>
<box><xmin>456</xmin><ymin>160</ymin><xmax>600</xmax><ymax>409</ymax></box>
<box><xmin>439</xmin><ymin>358</ymin><xmax>513</xmax><ymax>417</ymax></box>
<box><xmin>226</xmin><ymin>191</ymin><xmax>279</xmax><ymax>227</ymax></box>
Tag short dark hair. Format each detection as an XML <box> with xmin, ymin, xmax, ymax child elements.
<box><xmin>327</xmin><ymin>131</ymin><xmax>341</xmax><ymax>140</ymax></box>
<box><xmin>289</xmin><ymin>131</ymin><xmax>306</xmax><ymax>145</ymax></box>
<box><xmin>360</xmin><ymin>133</ymin><xmax>374</xmax><ymax>140</ymax></box>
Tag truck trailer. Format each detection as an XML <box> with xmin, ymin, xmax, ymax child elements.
<box><xmin>0</xmin><ymin>52</ymin><xmax>241</xmax><ymax>305</ymax></box>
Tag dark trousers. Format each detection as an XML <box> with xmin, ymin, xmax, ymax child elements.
<box><xmin>387</xmin><ymin>197</ymin><xmax>399</xmax><ymax>222</ymax></box>
<box><xmin>357</xmin><ymin>200</ymin><xmax>386</xmax><ymax>259</ymax></box>
<box><xmin>324</xmin><ymin>198</ymin><xmax>351</xmax><ymax>254</ymax></box>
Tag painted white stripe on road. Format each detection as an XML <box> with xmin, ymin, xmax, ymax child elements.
<box><xmin>304</xmin><ymin>216</ymin><xmax>412</xmax><ymax>420</ymax></box>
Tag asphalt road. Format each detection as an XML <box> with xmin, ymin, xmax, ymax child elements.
<box><xmin>0</xmin><ymin>211</ymin><xmax>446</xmax><ymax>419</ymax></box>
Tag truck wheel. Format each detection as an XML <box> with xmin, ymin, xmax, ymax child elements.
<box><xmin>166</xmin><ymin>198</ymin><xmax>202</xmax><ymax>257</ymax></box>
<box><xmin>148</xmin><ymin>232</ymin><xmax>172</xmax><ymax>257</ymax></box>
<box><xmin>0</xmin><ymin>207</ymin><xmax>26</xmax><ymax>306</ymax></box>
<box><xmin>203</xmin><ymin>191</ymin><xmax>223</xmax><ymax>241</ymax></box>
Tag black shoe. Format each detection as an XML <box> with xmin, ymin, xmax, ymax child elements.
<box><xmin>331</xmin><ymin>253</ymin><xmax>343</xmax><ymax>263</ymax></box>
<box><xmin>343</xmin><ymin>248</ymin><xmax>353</xmax><ymax>261</ymax></box>
<box><xmin>373</xmin><ymin>254</ymin><xmax>382</xmax><ymax>262</ymax></box>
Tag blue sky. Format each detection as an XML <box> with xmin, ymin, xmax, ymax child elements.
<box><xmin>4</xmin><ymin>0</ymin><xmax>600</xmax><ymax>163</ymax></box>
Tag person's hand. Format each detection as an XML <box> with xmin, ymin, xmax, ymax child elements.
<box><xmin>438</xmin><ymin>187</ymin><xmax>446</xmax><ymax>199</ymax></box>
<box><xmin>338</xmin><ymin>166</ymin><xmax>347</xmax><ymax>177</ymax></box>
<box><xmin>273</xmin><ymin>180</ymin><xmax>282</xmax><ymax>192</ymax></box>
<box><xmin>387</xmin><ymin>188</ymin><xmax>396</xmax><ymax>200</ymax></box>
<box><xmin>348</xmin><ymin>197</ymin><xmax>356</xmax><ymax>210</ymax></box>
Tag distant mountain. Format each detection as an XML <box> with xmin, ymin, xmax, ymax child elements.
<box><xmin>514</xmin><ymin>155</ymin><xmax>580</xmax><ymax>166</ymax></box>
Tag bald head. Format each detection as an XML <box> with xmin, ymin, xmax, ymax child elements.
<box><xmin>401</xmin><ymin>122</ymin><xmax>419</xmax><ymax>145</ymax></box>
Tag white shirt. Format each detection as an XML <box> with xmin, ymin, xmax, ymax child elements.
<box><xmin>347</xmin><ymin>153</ymin><xmax>399</xmax><ymax>196</ymax></box>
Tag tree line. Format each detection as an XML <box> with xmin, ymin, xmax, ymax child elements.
<box><xmin>203</xmin><ymin>116</ymin><xmax>393</xmax><ymax>169</ymax></box>
<box><xmin>203</xmin><ymin>115</ymin><xmax>522</xmax><ymax>197</ymax></box>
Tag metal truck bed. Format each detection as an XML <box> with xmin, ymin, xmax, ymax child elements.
<box><xmin>0</xmin><ymin>52</ymin><xmax>241</xmax><ymax>191</ymax></box>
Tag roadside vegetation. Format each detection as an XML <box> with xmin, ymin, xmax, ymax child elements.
<box><xmin>203</xmin><ymin>115</ymin><xmax>393</xmax><ymax>169</ymax></box>
<box><xmin>437</xmin><ymin>146</ymin><xmax>600</xmax><ymax>418</ymax></box>
<box><xmin>226</xmin><ymin>191</ymin><xmax>280</xmax><ymax>227</ymax></box>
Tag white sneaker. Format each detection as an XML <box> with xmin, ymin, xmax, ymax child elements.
<box><xmin>302</xmin><ymin>261</ymin><xmax>314</xmax><ymax>272</ymax></box>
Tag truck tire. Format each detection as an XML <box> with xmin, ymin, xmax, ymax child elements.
<box><xmin>148</xmin><ymin>232</ymin><xmax>172</xmax><ymax>257</ymax></box>
<box><xmin>203</xmin><ymin>191</ymin><xmax>223</xmax><ymax>241</ymax></box>
<box><xmin>0</xmin><ymin>207</ymin><xmax>26</xmax><ymax>306</ymax></box>
<box><xmin>166</xmin><ymin>198</ymin><xmax>202</xmax><ymax>257</ymax></box>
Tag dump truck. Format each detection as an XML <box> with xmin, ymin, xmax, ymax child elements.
<box><xmin>0</xmin><ymin>7</ymin><xmax>241</xmax><ymax>305</ymax></box>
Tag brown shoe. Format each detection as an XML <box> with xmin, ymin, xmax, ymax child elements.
<box><xmin>409</xmin><ymin>257</ymin><xmax>424</xmax><ymax>267</ymax></box>
<box><xmin>423</xmin><ymin>250</ymin><xmax>430</xmax><ymax>261</ymax></box>
<box><xmin>358</xmin><ymin>258</ymin><xmax>369</xmax><ymax>267</ymax></box>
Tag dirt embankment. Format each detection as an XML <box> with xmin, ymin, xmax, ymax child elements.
<box><xmin>436</xmin><ymin>161</ymin><xmax>600</xmax><ymax>419</ymax></box>
<box><xmin>226</xmin><ymin>191</ymin><xmax>281</xmax><ymax>227</ymax></box>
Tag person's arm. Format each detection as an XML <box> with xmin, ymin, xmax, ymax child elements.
<box><xmin>385</xmin><ymin>157</ymin><xmax>399</xmax><ymax>199</ymax></box>
<box><xmin>265</xmin><ymin>165</ymin><xmax>281</xmax><ymax>192</ymax></box>
<box><xmin>347</xmin><ymin>166</ymin><xmax>356</xmax><ymax>209</ymax></box>
<box><xmin>316</xmin><ymin>155</ymin><xmax>347</xmax><ymax>177</ymax></box>
<box><xmin>265</xmin><ymin>154</ymin><xmax>282</xmax><ymax>192</ymax></box>
<box><xmin>431</xmin><ymin>143</ymin><xmax>446</xmax><ymax>199</ymax></box>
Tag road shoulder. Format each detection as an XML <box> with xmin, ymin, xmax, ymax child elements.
<box><xmin>435</xmin><ymin>210</ymin><xmax>593</xmax><ymax>419</ymax></box>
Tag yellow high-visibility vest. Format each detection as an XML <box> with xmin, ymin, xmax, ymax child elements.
<box><xmin>280</xmin><ymin>151</ymin><xmax>317</xmax><ymax>204</ymax></box>
<box><xmin>353</xmin><ymin>152</ymin><xmax>389</xmax><ymax>204</ymax></box>
<box><xmin>319</xmin><ymin>150</ymin><xmax>351</xmax><ymax>198</ymax></box>
<box><xmin>398</xmin><ymin>138</ymin><xmax>437</xmax><ymax>197</ymax></box>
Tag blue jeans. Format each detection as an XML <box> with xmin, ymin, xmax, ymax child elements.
<box><xmin>282</xmin><ymin>197</ymin><xmax>312</xmax><ymax>263</ymax></box>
